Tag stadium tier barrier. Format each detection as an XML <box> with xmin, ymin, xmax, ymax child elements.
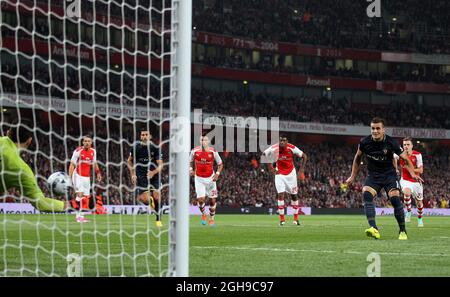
<box><xmin>2</xmin><ymin>203</ymin><xmax>450</xmax><ymax>216</ymax></box>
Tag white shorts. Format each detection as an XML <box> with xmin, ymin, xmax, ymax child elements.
<box><xmin>400</xmin><ymin>178</ymin><xmax>423</xmax><ymax>200</ymax></box>
<box><xmin>275</xmin><ymin>169</ymin><xmax>298</xmax><ymax>194</ymax></box>
<box><xmin>195</xmin><ymin>174</ymin><xmax>218</xmax><ymax>198</ymax></box>
<box><xmin>72</xmin><ymin>173</ymin><xmax>91</xmax><ymax>196</ymax></box>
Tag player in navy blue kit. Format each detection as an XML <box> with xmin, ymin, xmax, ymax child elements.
<box><xmin>128</xmin><ymin>128</ymin><xmax>164</xmax><ymax>226</ymax></box>
<box><xmin>346</xmin><ymin>118</ymin><xmax>423</xmax><ymax>240</ymax></box>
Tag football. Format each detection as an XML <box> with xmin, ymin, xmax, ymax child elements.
<box><xmin>47</xmin><ymin>172</ymin><xmax>71</xmax><ymax>195</ymax></box>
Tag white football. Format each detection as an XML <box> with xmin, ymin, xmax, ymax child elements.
<box><xmin>47</xmin><ymin>172</ymin><xmax>71</xmax><ymax>195</ymax></box>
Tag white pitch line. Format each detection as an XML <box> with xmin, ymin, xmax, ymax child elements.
<box><xmin>202</xmin><ymin>223</ymin><xmax>450</xmax><ymax>229</ymax></box>
<box><xmin>4</xmin><ymin>240</ymin><xmax>449</xmax><ymax>258</ymax></box>
<box><xmin>191</xmin><ymin>246</ymin><xmax>450</xmax><ymax>258</ymax></box>
<box><xmin>219</xmin><ymin>224</ymin><xmax>363</xmax><ymax>229</ymax></box>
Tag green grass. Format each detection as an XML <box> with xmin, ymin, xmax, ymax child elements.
<box><xmin>1</xmin><ymin>214</ymin><xmax>450</xmax><ymax>276</ymax></box>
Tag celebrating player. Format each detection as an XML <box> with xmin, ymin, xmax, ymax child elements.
<box><xmin>128</xmin><ymin>128</ymin><xmax>163</xmax><ymax>227</ymax></box>
<box><xmin>262</xmin><ymin>135</ymin><xmax>307</xmax><ymax>226</ymax></box>
<box><xmin>0</xmin><ymin>120</ymin><xmax>66</xmax><ymax>212</ymax></box>
<box><xmin>394</xmin><ymin>137</ymin><xmax>424</xmax><ymax>227</ymax></box>
<box><xmin>69</xmin><ymin>135</ymin><xmax>102</xmax><ymax>223</ymax></box>
<box><xmin>190</xmin><ymin>135</ymin><xmax>224</xmax><ymax>226</ymax></box>
<box><xmin>346</xmin><ymin>118</ymin><xmax>423</xmax><ymax>240</ymax></box>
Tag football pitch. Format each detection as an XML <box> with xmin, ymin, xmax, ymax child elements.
<box><xmin>1</xmin><ymin>214</ymin><xmax>450</xmax><ymax>276</ymax></box>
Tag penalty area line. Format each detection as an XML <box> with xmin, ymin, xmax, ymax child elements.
<box><xmin>191</xmin><ymin>245</ymin><xmax>450</xmax><ymax>258</ymax></box>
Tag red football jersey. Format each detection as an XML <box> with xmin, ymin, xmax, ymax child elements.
<box><xmin>400</xmin><ymin>150</ymin><xmax>423</xmax><ymax>182</ymax></box>
<box><xmin>190</xmin><ymin>146</ymin><xmax>222</xmax><ymax>178</ymax></box>
<box><xmin>264</xmin><ymin>143</ymin><xmax>303</xmax><ymax>175</ymax></box>
<box><xmin>71</xmin><ymin>147</ymin><xmax>97</xmax><ymax>177</ymax></box>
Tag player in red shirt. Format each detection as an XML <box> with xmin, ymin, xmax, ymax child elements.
<box><xmin>190</xmin><ymin>135</ymin><xmax>224</xmax><ymax>226</ymax></box>
<box><xmin>69</xmin><ymin>135</ymin><xmax>102</xmax><ymax>223</ymax></box>
<box><xmin>262</xmin><ymin>135</ymin><xmax>308</xmax><ymax>226</ymax></box>
<box><xmin>394</xmin><ymin>137</ymin><xmax>424</xmax><ymax>227</ymax></box>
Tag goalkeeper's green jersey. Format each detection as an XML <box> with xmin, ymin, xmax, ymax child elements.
<box><xmin>0</xmin><ymin>136</ymin><xmax>64</xmax><ymax>211</ymax></box>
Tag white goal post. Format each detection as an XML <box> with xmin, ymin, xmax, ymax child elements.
<box><xmin>0</xmin><ymin>0</ymin><xmax>191</xmax><ymax>276</ymax></box>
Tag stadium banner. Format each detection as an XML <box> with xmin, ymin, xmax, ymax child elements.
<box><xmin>0</xmin><ymin>203</ymin><xmax>39</xmax><ymax>214</ymax></box>
<box><xmin>3</xmin><ymin>93</ymin><xmax>450</xmax><ymax>139</ymax></box>
<box><xmin>411</xmin><ymin>53</ymin><xmax>450</xmax><ymax>65</ymax></box>
<box><xmin>376</xmin><ymin>208</ymin><xmax>450</xmax><ymax>216</ymax></box>
<box><xmin>0</xmin><ymin>203</ymin><xmax>169</xmax><ymax>215</ymax></box>
<box><xmin>192</xmin><ymin>65</ymin><xmax>377</xmax><ymax>90</ymax></box>
<box><xmin>0</xmin><ymin>203</ymin><xmax>163</xmax><ymax>215</ymax></box>
<box><xmin>192</xmin><ymin>65</ymin><xmax>450</xmax><ymax>94</ymax></box>
<box><xmin>377</xmin><ymin>81</ymin><xmax>407</xmax><ymax>94</ymax></box>
<box><xmin>405</xmin><ymin>82</ymin><xmax>450</xmax><ymax>94</ymax></box>
<box><xmin>190</xmin><ymin>206</ymin><xmax>311</xmax><ymax>215</ymax></box>
<box><xmin>382</xmin><ymin>51</ymin><xmax>450</xmax><ymax>65</ymax></box>
<box><xmin>194</xmin><ymin>31</ymin><xmax>382</xmax><ymax>61</ymax></box>
<box><xmin>376</xmin><ymin>80</ymin><xmax>450</xmax><ymax>95</ymax></box>
<box><xmin>0</xmin><ymin>203</ymin><xmax>311</xmax><ymax>215</ymax></box>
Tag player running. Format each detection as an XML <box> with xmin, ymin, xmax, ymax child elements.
<box><xmin>190</xmin><ymin>135</ymin><xmax>223</xmax><ymax>226</ymax></box>
<box><xmin>128</xmin><ymin>128</ymin><xmax>164</xmax><ymax>227</ymax></box>
<box><xmin>262</xmin><ymin>135</ymin><xmax>307</xmax><ymax>226</ymax></box>
<box><xmin>0</xmin><ymin>120</ymin><xmax>66</xmax><ymax>212</ymax></box>
<box><xmin>69</xmin><ymin>135</ymin><xmax>102</xmax><ymax>223</ymax></box>
<box><xmin>394</xmin><ymin>137</ymin><xmax>424</xmax><ymax>227</ymax></box>
<box><xmin>346</xmin><ymin>118</ymin><xmax>423</xmax><ymax>240</ymax></box>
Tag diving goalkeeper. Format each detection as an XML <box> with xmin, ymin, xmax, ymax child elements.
<box><xmin>0</xmin><ymin>120</ymin><xmax>66</xmax><ymax>212</ymax></box>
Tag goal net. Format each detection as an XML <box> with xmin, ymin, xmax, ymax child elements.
<box><xmin>0</xmin><ymin>0</ymin><xmax>190</xmax><ymax>276</ymax></box>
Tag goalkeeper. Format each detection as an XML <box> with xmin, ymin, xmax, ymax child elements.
<box><xmin>0</xmin><ymin>120</ymin><xmax>66</xmax><ymax>212</ymax></box>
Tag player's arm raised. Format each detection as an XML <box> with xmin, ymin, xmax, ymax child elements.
<box><xmin>346</xmin><ymin>147</ymin><xmax>363</xmax><ymax>185</ymax></box>
<box><xmin>399</xmin><ymin>151</ymin><xmax>423</xmax><ymax>182</ymax></box>
<box><xmin>127</xmin><ymin>154</ymin><xmax>137</xmax><ymax>185</ymax></box>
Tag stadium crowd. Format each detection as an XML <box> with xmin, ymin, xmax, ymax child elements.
<box><xmin>193</xmin><ymin>0</ymin><xmax>450</xmax><ymax>54</ymax></box>
<box><xmin>1</xmin><ymin>0</ymin><xmax>450</xmax><ymax>209</ymax></box>
<box><xmin>192</xmin><ymin>88</ymin><xmax>450</xmax><ymax>129</ymax></box>
<box><xmin>2</xmin><ymin>0</ymin><xmax>450</xmax><ymax>86</ymax></box>
<box><xmin>2</xmin><ymin>115</ymin><xmax>450</xmax><ymax>209</ymax></box>
<box><xmin>2</xmin><ymin>59</ymin><xmax>450</xmax><ymax>130</ymax></box>
<box><xmin>211</xmin><ymin>143</ymin><xmax>450</xmax><ymax>209</ymax></box>
<box><xmin>0</xmin><ymin>60</ymin><xmax>167</xmax><ymax>108</ymax></box>
<box><xmin>2</xmin><ymin>23</ymin><xmax>449</xmax><ymax>86</ymax></box>
<box><xmin>24</xmin><ymin>0</ymin><xmax>449</xmax><ymax>55</ymax></box>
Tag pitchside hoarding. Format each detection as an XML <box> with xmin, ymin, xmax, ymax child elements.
<box><xmin>2</xmin><ymin>203</ymin><xmax>450</xmax><ymax>216</ymax></box>
<box><xmin>0</xmin><ymin>203</ymin><xmax>312</xmax><ymax>215</ymax></box>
